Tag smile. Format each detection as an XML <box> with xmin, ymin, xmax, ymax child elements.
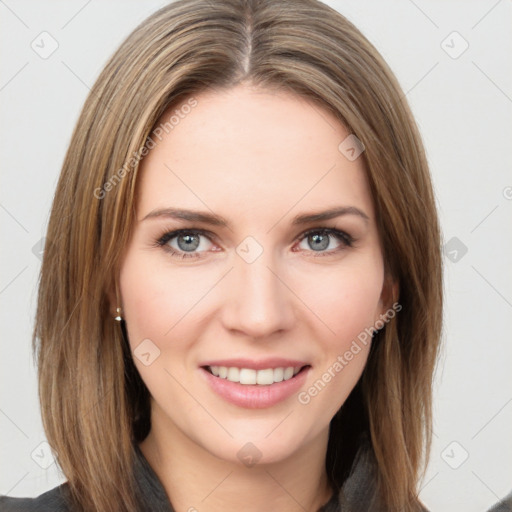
<box><xmin>199</xmin><ymin>359</ymin><xmax>311</xmax><ymax>409</ymax></box>
<box><xmin>205</xmin><ymin>365</ymin><xmax>303</xmax><ymax>385</ymax></box>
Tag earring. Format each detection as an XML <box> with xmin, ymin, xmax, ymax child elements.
<box><xmin>114</xmin><ymin>307</ymin><xmax>123</xmax><ymax>322</ymax></box>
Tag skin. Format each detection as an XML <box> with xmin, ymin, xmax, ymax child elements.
<box><xmin>116</xmin><ymin>83</ymin><xmax>393</xmax><ymax>512</ymax></box>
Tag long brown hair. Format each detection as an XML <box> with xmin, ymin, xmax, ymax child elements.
<box><xmin>33</xmin><ymin>0</ymin><xmax>442</xmax><ymax>510</ymax></box>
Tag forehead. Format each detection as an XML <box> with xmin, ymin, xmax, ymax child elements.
<box><xmin>136</xmin><ymin>85</ymin><xmax>374</xmax><ymax>224</ymax></box>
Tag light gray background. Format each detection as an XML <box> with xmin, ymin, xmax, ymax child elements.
<box><xmin>1</xmin><ymin>1</ymin><xmax>511</xmax><ymax>511</ymax></box>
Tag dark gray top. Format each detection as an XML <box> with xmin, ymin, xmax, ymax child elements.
<box><xmin>4</xmin><ymin>442</ymin><xmax>509</xmax><ymax>511</ymax></box>
<box><xmin>487</xmin><ymin>490</ymin><xmax>512</xmax><ymax>512</ymax></box>
<box><xmin>0</xmin><ymin>441</ymin><xmax>383</xmax><ymax>511</ymax></box>
<box><xmin>0</xmin><ymin>438</ymin><xmax>388</xmax><ymax>512</ymax></box>
<box><xmin>2</xmin><ymin>441</ymin><xmax>510</xmax><ymax>511</ymax></box>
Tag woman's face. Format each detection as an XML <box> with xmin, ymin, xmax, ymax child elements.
<box><xmin>119</xmin><ymin>84</ymin><xmax>390</xmax><ymax>464</ymax></box>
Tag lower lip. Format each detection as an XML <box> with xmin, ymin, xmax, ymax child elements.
<box><xmin>200</xmin><ymin>367</ymin><xmax>310</xmax><ymax>409</ymax></box>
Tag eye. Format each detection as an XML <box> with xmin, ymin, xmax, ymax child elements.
<box><xmin>155</xmin><ymin>229</ymin><xmax>216</xmax><ymax>259</ymax></box>
<box><xmin>294</xmin><ymin>228</ymin><xmax>354</xmax><ymax>256</ymax></box>
<box><xmin>154</xmin><ymin>227</ymin><xmax>354</xmax><ymax>260</ymax></box>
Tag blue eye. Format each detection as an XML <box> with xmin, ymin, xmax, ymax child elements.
<box><xmin>295</xmin><ymin>228</ymin><xmax>354</xmax><ymax>255</ymax></box>
<box><xmin>156</xmin><ymin>229</ymin><xmax>214</xmax><ymax>259</ymax></box>
<box><xmin>155</xmin><ymin>227</ymin><xmax>354</xmax><ymax>259</ymax></box>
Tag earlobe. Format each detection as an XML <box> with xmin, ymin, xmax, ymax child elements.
<box><xmin>372</xmin><ymin>276</ymin><xmax>399</xmax><ymax>335</ymax></box>
<box><xmin>379</xmin><ymin>273</ymin><xmax>399</xmax><ymax>317</ymax></box>
<box><xmin>106</xmin><ymin>278</ymin><xmax>122</xmax><ymax>318</ymax></box>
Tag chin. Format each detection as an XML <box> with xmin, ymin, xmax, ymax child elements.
<box><xmin>196</xmin><ymin>415</ymin><xmax>321</xmax><ymax>467</ymax></box>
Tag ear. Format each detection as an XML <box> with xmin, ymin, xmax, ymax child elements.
<box><xmin>377</xmin><ymin>272</ymin><xmax>399</xmax><ymax>319</ymax></box>
<box><xmin>105</xmin><ymin>277</ymin><xmax>120</xmax><ymax>318</ymax></box>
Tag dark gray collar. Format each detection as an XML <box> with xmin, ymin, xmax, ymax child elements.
<box><xmin>133</xmin><ymin>443</ymin><xmax>174</xmax><ymax>511</ymax></box>
<box><xmin>132</xmin><ymin>439</ymin><xmax>388</xmax><ymax>512</ymax></box>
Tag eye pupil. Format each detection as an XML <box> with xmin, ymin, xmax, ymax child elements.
<box><xmin>309</xmin><ymin>233</ymin><xmax>329</xmax><ymax>251</ymax></box>
<box><xmin>177</xmin><ymin>233</ymin><xmax>200</xmax><ymax>252</ymax></box>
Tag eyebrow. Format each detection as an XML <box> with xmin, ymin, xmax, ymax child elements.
<box><xmin>141</xmin><ymin>206</ymin><xmax>369</xmax><ymax>227</ymax></box>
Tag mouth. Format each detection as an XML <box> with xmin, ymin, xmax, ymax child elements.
<box><xmin>198</xmin><ymin>360</ymin><xmax>311</xmax><ymax>409</ymax></box>
<box><xmin>202</xmin><ymin>364</ymin><xmax>309</xmax><ymax>385</ymax></box>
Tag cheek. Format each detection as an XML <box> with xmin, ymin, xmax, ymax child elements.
<box><xmin>119</xmin><ymin>249</ymin><xmax>210</xmax><ymax>347</ymax></box>
<box><xmin>294</xmin><ymin>262</ymin><xmax>382</xmax><ymax>419</ymax></box>
<box><xmin>298</xmin><ymin>255</ymin><xmax>384</xmax><ymax>346</ymax></box>
<box><xmin>119</xmin><ymin>250</ymin><xmax>203</xmax><ymax>401</ymax></box>
<box><xmin>120</xmin><ymin>244</ymin><xmax>385</xmax><ymax>357</ymax></box>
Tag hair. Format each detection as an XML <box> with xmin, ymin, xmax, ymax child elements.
<box><xmin>33</xmin><ymin>0</ymin><xmax>442</xmax><ymax>510</ymax></box>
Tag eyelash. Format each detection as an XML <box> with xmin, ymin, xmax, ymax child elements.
<box><xmin>154</xmin><ymin>227</ymin><xmax>355</xmax><ymax>260</ymax></box>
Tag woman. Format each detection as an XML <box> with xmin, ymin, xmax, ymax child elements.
<box><xmin>0</xmin><ymin>0</ymin><xmax>443</xmax><ymax>510</ymax></box>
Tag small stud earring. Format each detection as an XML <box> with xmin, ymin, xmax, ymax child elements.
<box><xmin>114</xmin><ymin>307</ymin><xmax>123</xmax><ymax>322</ymax></box>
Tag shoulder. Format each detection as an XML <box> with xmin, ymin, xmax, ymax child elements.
<box><xmin>486</xmin><ymin>490</ymin><xmax>512</xmax><ymax>512</ymax></box>
<box><xmin>0</xmin><ymin>482</ymin><xmax>71</xmax><ymax>512</ymax></box>
<box><xmin>336</xmin><ymin>435</ymin><xmax>431</xmax><ymax>512</ymax></box>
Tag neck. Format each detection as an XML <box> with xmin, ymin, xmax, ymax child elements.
<box><xmin>139</xmin><ymin>405</ymin><xmax>334</xmax><ymax>512</ymax></box>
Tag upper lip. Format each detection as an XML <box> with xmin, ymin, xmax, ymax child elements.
<box><xmin>200</xmin><ymin>358</ymin><xmax>310</xmax><ymax>370</ymax></box>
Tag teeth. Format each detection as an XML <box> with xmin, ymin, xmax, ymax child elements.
<box><xmin>283</xmin><ymin>367</ymin><xmax>294</xmax><ymax>380</ymax></box>
<box><xmin>227</xmin><ymin>367</ymin><xmax>240</xmax><ymax>382</ymax></box>
<box><xmin>239</xmin><ymin>368</ymin><xmax>256</xmax><ymax>385</ymax></box>
<box><xmin>208</xmin><ymin>365</ymin><xmax>303</xmax><ymax>385</ymax></box>
<box><xmin>256</xmin><ymin>368</ymin><xmax>274</xmax><ymax>385</ymax></box>
<box><xmin>273</xmin><ymin>367</ymin><xmax>284</xmax><ymax>382</ymax></box>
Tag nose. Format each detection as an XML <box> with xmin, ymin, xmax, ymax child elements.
<box><xmin>219</xmin><ymin>250</ymin><xmax>296</xmax><ymax>340</ymax></box>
